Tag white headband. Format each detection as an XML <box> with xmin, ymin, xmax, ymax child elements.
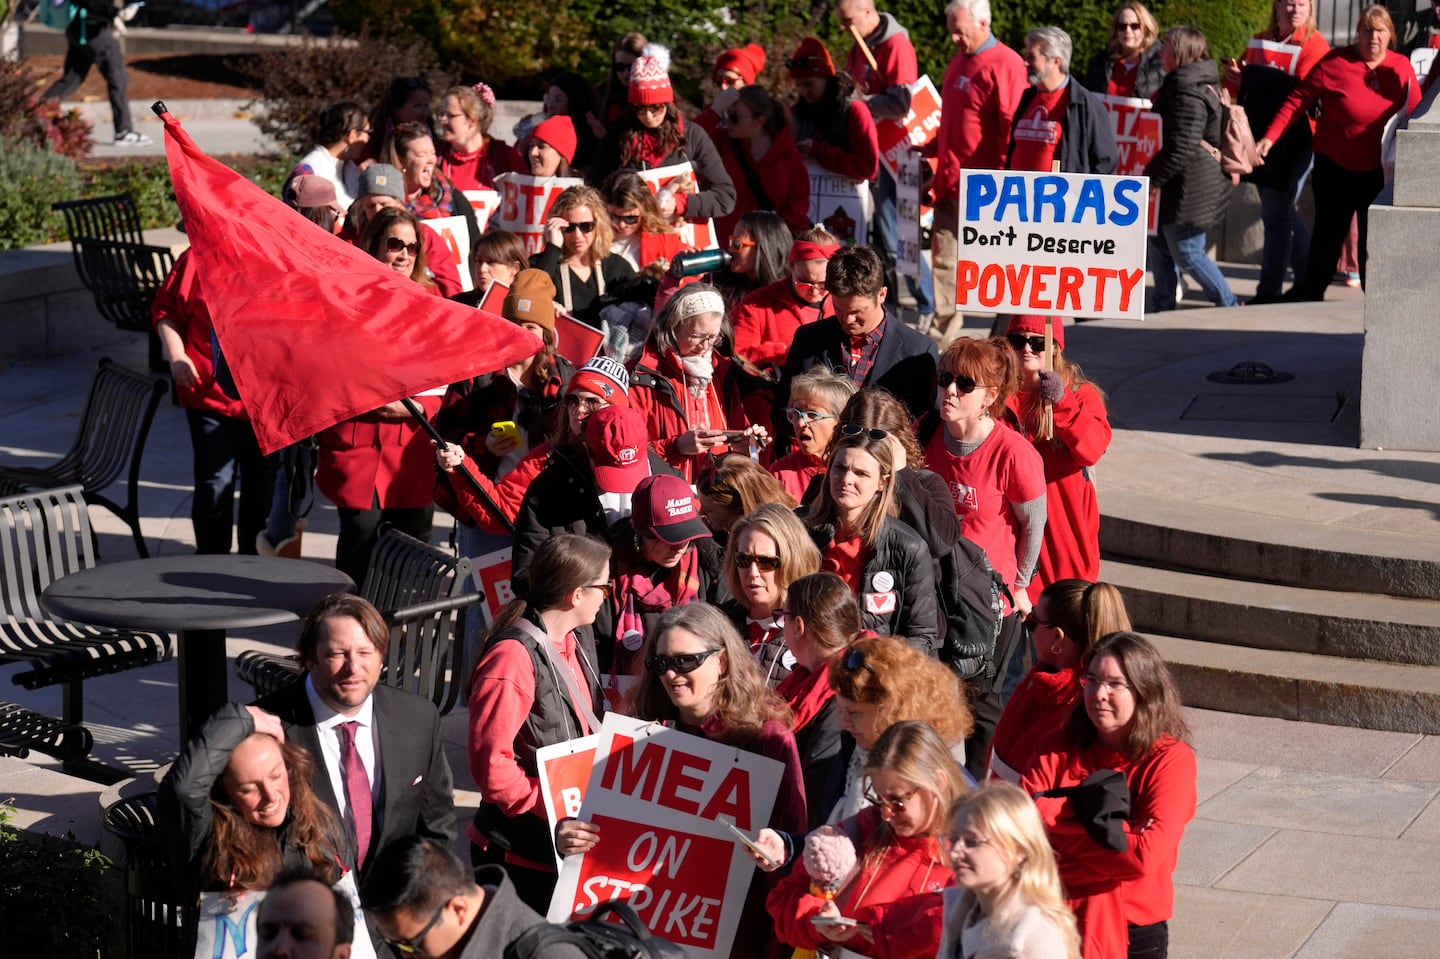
<box><xmin>678</xmin><ymin>290</ymin><xmax>725</xmax><ymax>320</ymax></box>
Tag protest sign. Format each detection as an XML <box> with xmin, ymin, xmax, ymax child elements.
<box><xmin>956</xmin><ymin>170</ymin><xmax>1150</xmax><ymax>321</ymax></box>
<box><xmin>462</xmin><ymin>189</ymin><xmax>501</xmax><ymax>233</ymax></box>
<box><xmin>897</xmin><ymin>150</ymin><xmax>924</xmax><ymax>277</ymax></box>
<box><xmin>470</xmin><ymin>547</ymin><xmax>515</xmax><ymax>625</ymax></box>
<box><xmin>556</xmin><ymin>310</ymin><xmax>605</xmax><ymax>363</ymax></box>
<box><xmin>876</xmin><ymin>76</ymin><xmax>943</xmax><ymax>179</ymax></box>
<box><xmin>549</xmin><ymin>714</ymin><xmax>784</xmax><ymax>959</ymax></box>
<box><xmin>1096</xmin><ymin>94</ymin><xmax>1162</xmax><ymax>234</ymax></box>
<box><xmin>428</xmin><ymin>215</ymin><xmax>474</xmax><ymax>292</ymax></box>
<box><xmin>493</xmin><ymin>172</ymin><xmax>586</xmax><ymax>256</ymax></box>
<box><xmin>537</xmin><ymin>734</ymin><xmax>603</xmax><ymax>868</ymax></box>
<box><xmin>1245</xmin><ymin>38</ymin><xmax>1302</xmax><ymax>75</ymax></box>
<box><xmin>807</xmin><ymin>160</ymin><xmax>871</xmax><ymax>245</ymax></box>
<box><xmin>635</xmin><ymin>163</ymin><xmax>721</xmax><ymax>251</ymax></box>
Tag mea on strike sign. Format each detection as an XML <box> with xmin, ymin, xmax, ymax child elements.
<box><xmin>956</xmin><ymin>170</ymin><xmax>1150</xmax><ymax>321</ymax></box>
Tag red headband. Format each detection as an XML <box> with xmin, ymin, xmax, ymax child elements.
<box><xmin>789</xmin><ymin>240</ymin><xmax>842</xmax><ymax>263</ymax></box>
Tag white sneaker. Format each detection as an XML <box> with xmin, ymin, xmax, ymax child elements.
<box><xmin>115</xmin><ymin>130</ymin><xmax>153</xmax><ymax>145</ymax></box>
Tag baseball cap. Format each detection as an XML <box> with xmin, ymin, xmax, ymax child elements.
<box><xmin>585</xmin><ymin>406</ymin><xmax>649</xmax><ymax>495</ymax></box>
<box><xmin>631</xmin><ymin>474</ymin><xmax>711</xmax><ymax>545</ymax></box>
<box><xmin>290</xmin><ymin>175</ymin><xmax>346</xmax><ymax>214</ymax></box>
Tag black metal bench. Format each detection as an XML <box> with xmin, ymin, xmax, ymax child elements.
<box><xmin>103</xmin><ymin>791</ymin><xmax>188</xmax><ymax>959</ymax></box>
<box><xmin>236</xmin><ymin>526</ymin><xmax>479</xmax><ymax>715</ymax></box>
<box><xmin>0</xmin><ymin>357</ymin><xmax>166</xmax><ymax>559</ymax></box>
<box><xmin>0</xmin><ymin>486</ymin><xmax>173</xmax><ymax>754</ymax></box>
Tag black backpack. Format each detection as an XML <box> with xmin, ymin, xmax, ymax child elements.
<box><xmin>505</xmin><ymin>902</ymin><xmax>689</xmax><ymax>959</ymax></box>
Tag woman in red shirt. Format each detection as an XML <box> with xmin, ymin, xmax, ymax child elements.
<box><xmin>709</xmin><ymin>85</ymin><xmax>812</xmax><ymax>243</ymax></box>
<box><xmin>789</xmin><ymin>36</ymin><xmax>880</xmax><ymax>188</ymax></box>
<box><xmin>435</xmin><ymin>84</ymin><xmax>524</xmax><ymax>192</ymax></box>
<box><xmin>1259</xmin><ymin>4</ymin><xmax>1420</xmax><ymax>299</ymax></box>
<box><xmin>1021</xmin><ymin>633</ymin><xmax>1196</xmax><ymax>959</ymax></box>
<box><xmin>600</xmin><ymin>170</ymin><xmax>684</xmax><ymax>275</ymax></box>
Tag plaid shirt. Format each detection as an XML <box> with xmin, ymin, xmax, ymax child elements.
<box><xmin>845</xmin><ymin>319</ymin><xmax>886</xmax><ymax>387</ymax></box>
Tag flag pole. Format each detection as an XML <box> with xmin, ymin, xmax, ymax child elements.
<box><xmin>401</xmin><ymin>398</ymin><xmax>516</xmax><ymax>534</ymax></box>
<box><xmin>849</xmin><ymin>24</ymin><xmax>880</xmax><ymax>72</ymax></box>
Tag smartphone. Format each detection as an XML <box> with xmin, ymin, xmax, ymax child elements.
<box><xmin>491</xmin><ymin>421</ymin><xmax>520</xmax><ymax>443</ymax></box>
<box><xmin>811</xmin><ymin>916</ymin><xmax>859</xmax><ymax>928</ymax></box>
<box><xmin>717</xmin><ymin>430</ymin><xmax>748</xmax><ymax>443</ymax></box>
<box><xmin>724</xmin><ymin>821</ymin><xmax>780</xmax><ymax>869</ymax></box>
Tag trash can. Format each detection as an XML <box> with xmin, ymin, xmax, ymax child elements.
<box><xmin>103</xmin><ymin>792</ymin><xmax>188</xmax><ymax>959</ymax></box>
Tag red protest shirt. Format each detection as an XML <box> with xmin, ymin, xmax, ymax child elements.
<box><xmin>710</xmin><ymin>126</ymin><xmax>812</xmax><ymax>244</ymax></box>
<box><xmin>768</xmin><ymin>450</ymin><xmax>825</xmax><ymax>502</ymax></box>
<box><xmin>1008</xmin><ymin>81</ymin><xmax>1070</xmax><ymax>172</ymax></box>
<box><xmin>986</xmin><ymin>664</ymin><xmax>1080</xmax><ymax>784</ymax></box>
<box><xmin>807</xmin><ymin>99</ymin><xmax>882</xmax><ymax>182</ymax></box>
<box><xmin>845</xmin><ymin>26</ymin><xmax>920</xmax><ymax>95</ymax></box>
<box><xmin>924</xmin><ymin>422</ymin><xmax>1046</xmax><ymax>588</ymax></box>
<box><xmin>1107</xmin><ymin>58</ymin><xmax>1140</xmax><ymax>98</ymax></box>
<box><xmin>1265</xmin><ymin>46</ymin><xmax>1420</xmax><ymax>171</ymax></box>
<box><xmin>151</xmin><ymin>250</ymin><xmax>248</xmax><ymax>419</ymax></box>
<box><xmin>933</xmin><ymin>36</ymin><xmax>1028</xmax><ymax>203</ymax></box>
<box><xmin>439</xmin><ymin>136</ymin><xmax>525</xmax><ymax>191</ymax></box>
<box><xmin>315</xmin><ymin>394</ymin><xmax>443</xmax><ymax>510</ymax></box>
<box><xmin>822</xmin><ymin>533</ymin><xmax>868</xmax><ymax>592</ymax></box>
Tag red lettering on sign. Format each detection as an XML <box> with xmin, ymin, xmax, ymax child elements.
<box><xmin>656</xmin><ymin>751</ymin><xmax>709</xmax><ymax>815</ymax></box>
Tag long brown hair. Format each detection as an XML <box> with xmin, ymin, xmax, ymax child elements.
<box><xmin>206</xmin><ymin>737</ymin><xmax>344</xmax><ymax>890</ymax></box>
<box><xmin>805</xmin><ymin>431</ymin><xmax>899</xmax><ymax>546</ymax></box>
<box><xmin>1040</xmin><ymin>579</ymin><xmax>1130</xmax><ymax>657</ymax></box>
<box><xmin>1067</xmin><ymin>631</ymin><xmax>1190</xmax><ymax>761</ymax></box>
<box><xmin>546</xmin><ymin>185</ymin><xmax>615</xmax><ymax>269</ymax></box>
<box><xmin>1012</xmin><ymin>346</ymin><xmax>1107</xmax><ymax>438</ymax></box>
<box><xmin>833</xmin><ymin>388</ymin><xmax>926</xmax><ymax>468</ymax></box>
<box><xmin>601</xmin><ymin>170</ymin><xmax>676</xmax><ymax>236</ymax></box>
<box><xmin>481</xmin><ymin>533</ymin><xmax>611</xmax><ymax>648</ymax></box>
<box><xmin>360</xmin><ymin>206</ymin><xmax>432</xmax><ymax>288</ymax></box>
<box><xmin>619</xmin><ymin>103</ymin><xmax>686</xmax><ymax>168</ymax></box>
<box><xmin>784</xmin><ymin>572</ymin><xmax>862</xmax><ymax>656</ymax></box>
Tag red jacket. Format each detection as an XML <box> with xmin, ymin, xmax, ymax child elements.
<box><xmin>439</xmin><ymin>136</ymin><xmax>525</xmax><ymax>191</ymax></box>
<box><xmin>807</xmin><ymin>100</ymin><xmax>881</xmax><ymax>182</ymax></box>
<box><xmin>316</xmin><ymin>395</ymin><xmax>442</xmax><ymax>510</ymax></box>
<box><xmin>933</xmin><ymin>37</ymin><xmax>1028</xmax><ymax>203</ymax></box>
<box><xmin>1021</xmin><ymin>732</ymin><xmax>1197</xmax><ymax>959</ymax></box>
<box><xmin>845</xmin><ymin>19</ymin><xmax>920</xmax><ymax>99</ymax></box>
<box><xmin>733</xmin><ymin>278</ymin><xmax>835</xmax><ymax>368</ymax></box>
<box><xmin>151</xmin><ymin>250</ymin><xmax>248</xmax><ymax>419</ymax></box>
<box><xmin>1265</xmin><ymin>46</ymin><xmax>1420</xmax><ymax>171</ymax></box>
<box><xmin>1005</xmin><ymin>382</ymin><xmax>1111</xmax><ymax>603</ymax></box>
<box><xmin>768</xmin><ymin>450</ymin><xmax>824</xmax><ymax>502</ymax></box>
<box><xmin>767</xmin><ymin>807</ymin><xmax>952</xmax><ymax>959</ymax></box>
<box><xmin>710</xmin><ymin>126</ymin><xmax>812</xmax><ymax>243</ymax></box>
<box><xmin>630</xmin><ymin>346</ymin><xmax>748</xmax><ymax>483</ymax></box>
<box><xmin>442</xmin><ymin>443</ymin><xmax>550</xmax><ymax>534</ymax></box>
<box><xmin>986</xmin><ymin>664</ymin><xmax>1080</xmax><ymax>783</ymax></box>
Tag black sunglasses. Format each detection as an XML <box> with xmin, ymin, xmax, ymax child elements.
<box><xmin>382</xmin><ymin>902</ymin><xmax>446</xmax><ymax>955</ymax></box>
<box><xmin>1007</xmin><ymin>333</ymin><xmax>1047</xmax><ymax>353</ymax></box>
<box><xmin>936</xmin><ymin>370</ymin><xmax>979</xmax><ymax>393</ymax></box>
<box><xmin>561</xmin><ymin>221</ymin><xmax>596</xmax><ymax>234</ymax></box>
<box><xmin>734</xmin><ymin>551</ymin><xmax>781</xmax><ymax>572</ymax></box>
<box><xmin>645</xmin><ymin>648</ymin><xmax>720</xmax><ymax>676</ymax></box>
<box><xmin>840</xmin><ymin>423</ymin><xmax>889</xmax><ymax>442</ymax></box>
<box><xmin>611</xmin><ymin>213</ymin><xmax>641</xmax><ymax>226</ymax></box>
<box><xmin>385</xmin><ymin>237</ymin><xmax>420</xmax><ymax>255</ymax></box>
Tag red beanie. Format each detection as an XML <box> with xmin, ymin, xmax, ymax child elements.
<box><xmin>628</xmin><ymin>56</ymin><xmax>674</xmax><ymax>105</ymax></box>
<box><xmin>716</xmin><ymin>43</ymin><xmax>766</xmax><ymax>85</ymax></box>
<box><xmin>1007</xmin><ymin>314</ymin><xmax>1064</xmax><ymax>351</ymax></box>
<box><xmin>532</xmin><ymin>115</ymin><xmax>577</xmax><ymax>164</ymax></box>
<box><xmin>788</xmin><ymin>36</ymin><xmax>836</xmax><ymax>79</ymax></box>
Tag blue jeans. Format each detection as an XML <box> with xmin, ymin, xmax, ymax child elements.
<box><xmin>1256</xmin><ymin>147</ymin><xmax>1312</xmax><ymax>296</ymax></box>
<box><xmin>1149</xmin><ymin>224</ymin><xmax>1237</xmax><ymax>310</ymax></box>
<box><xmin>872</xmin><ymin>167</ymin><xmax>935</xmax><ymax>313</ymax></box>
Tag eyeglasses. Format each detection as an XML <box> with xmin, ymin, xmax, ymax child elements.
<box><xmin>584</xmin><ymin>582</ymin><xmax>614</xmax><ymax>600</ymax></box>
<box><xmin>699</xmin><ymin>479</ymin><xmax>738</xmax><ymax>505</ymax></box>
<box><xmin>1117</xmin><ymin>21</ymin><xmax>1143</xmax><ymax>31</ymax></box>
<box><xmin>1081</xmin><ymin>674</ymin><xmax>1134</xmax><ymax>693</ymax></box>
<box><xmin>936</xmin><ymin>370</ymin><xmax>979</xmax><ymax>393</ymax></box>
<box><xmin>1006</xmin><ymin>333</ymin><xmax>1047</xmax><ymax>354</ymax></box>
<box><xmin>385</xmin><ymin>237</ymin><xmax>420</xmax><ymax>256</ymax></box>
<box><xmin>863</xmin><ymin>783</ymin><xmax>918</xmax><ymax>814</ymax></box>
<box><xmin>611</xmin><ymin>213</ymin><xmax>641</xmax><ymax>226</ymax></box>
<box><xmin>728</xmin><ymin>236</ymin><xmax>757</xmax><ymax>252</ymax></box>
<box><xmin>786</xmin><ymin>408</ymin><xmax>837</xmax><ymax>424</ymax></box>
<box><xmin>433</xmin><ymin>111</ymin><xmax>466</xmax><ymax>124</ymax></box>
<box><xmin>793</xmin><ymin>280</ymin><xmax>827</xmax><ymax>295</ymax></box>
<box><xmin>940</xmin><ymin>832</ymin><xmax>994</xmax><ymax>854</ymax></box>
<box><xmin>734</xmin><ymin>551</ymin><xmax>781</xmax><ymax>572</ymax></box>
<box><xmin>382</xmin><ymin>902</ymin><xmax>446</xmax><ymax>956</ymax></box>
<box><xmin>682</xmin><ymin>331</ymin><xmax>721</xmax><ymax>346</ymax></box>
<box><xmin>840</xmin><ymin>423</ymin><xmax>889</xmax><ymax>442</ymax></box>
<box><xmin>564</xmin><ymin>394</ymin><xmax>606</xmax><ymax>412</ymax></box>
<box><xmin>561</xmin><ymin>221</ymin><xmax>596</xmax><ymax>235</ymax></box>
<box><xmin>717</xmin><ymin>74</ymin><xmax>747</xmax><ymax>89</ymax></box>
<box><xmin>631</xmin><ymin>102</ymin><xmax>667</xmax><ymax>115</ymax></box>
<box><xmin>645</xmin><ymin>648</ymin><xmax>721</xmax><ymax>675</ymax></box>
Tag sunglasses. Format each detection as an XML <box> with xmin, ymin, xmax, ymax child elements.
<box><xmin>382</xmin><ymin>902</ymin><xmax>445</xmax><ymax>956</ymax></box>
<box><xmin>786</xmin><ymin>408</ymin><xmax>837</xmax><ymax>424</ymax></box>
<box><xmin>728</xmin><ymin>236</ymin><xmax>757</xmax><ymax>252</ymax></box>
<box><xmin>840</xmin><ymin>423</ymin><xmax>889</xmax><ymax>442</ymax></box>
<box><xmin>863</xmin><ymin>783</ymin><xmax>918</xmax><ymax>814</ymax></box>
<box><xmin>1117</xmin><ymin>21</ymin><xmax>1143</xmax><ymax>30</ymax></box>
<box><xmin>631</xmin><ymin>102</ymin><xmax>667</xmax><ymax>115</ymax></box>
<box><xmin>1007</xmin><ymin>333</ymin><xmax>1047</xmax><ymax>353</ymax></box>
<box><xmin>734</xmin><ymin>551</ymin><xmax>781</xmax><ymax>572</ymax></box>
<box><xmin>611</xmin><ymin>213</ymin><xmax>641</xmax><ymax>226</ymax></box>
<box><xmin>385</xmin><ymin>237</ymin><xmax>420</xmax><ymax>256</ymax></box>
<box><xmin>564</xmin><ymin>394</ymin><xmax>606</xmax><ymax>412</ymax></box>
<box><xmin>645</xmin><ymin>648</ymin><xmax>720</xmax><ymax>676</ymax></box>
<box><xmin>700</xmin><ymin>479</ymin><xmax>739</xmax><ymax>505</ymax></box>
<box><xmin>936</xmin><ymin>370</ymin><xmax>979</xmax><ymax>393</ymax></box>
<box><xmin>561</xmin><ymin>221</ymin><xmax>596</xmax><ymax>235</ymax></box>
<box><xmin>793</xmin><ymin>280</ymin><xmax>827</xmax><ymax>295</ymax></box>
<box><xmin>584</xmin><ymin>582</ymin><xmax>614</xmax><ymax>600</ymax></box>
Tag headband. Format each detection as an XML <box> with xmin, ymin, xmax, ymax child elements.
<box><xmin>789</xmin><ymin>240</ymin><xmax>843</xmax><ymax>263</ymax></box>
<box><xmin>678</xmin><ymin>290</ymin><xmax>726</xmax><ymax>319</ymax></box>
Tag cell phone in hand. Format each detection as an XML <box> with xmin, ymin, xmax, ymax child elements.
<box><xmin>811</xmin><ymin>916</ymin><xmax>859</xmax><ymax>928</ymax></box>
<box><xmin>724</xmin><ymin>821</ymin><xmax>779</xmax><ymax>868</ymax></box>
<box><xmin>491</xmin><ymin>421</ymin><xmax>520</xmax><ymax>443</ymax></box>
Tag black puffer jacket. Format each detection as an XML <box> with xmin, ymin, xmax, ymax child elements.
<box><xmin>804</xmin><ymin>514</ymin><xmax>940</xmax><ymax>654</ymax></box>
<box><xmin>1144</xmin><ymin>59</ymin><xmax>1232</xmax><ymax>229</ymax></box>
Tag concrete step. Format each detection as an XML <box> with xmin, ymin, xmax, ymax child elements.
<box><xmin>1101</xmin><ymin>558</ymin><xmax>1440</xmax><ymax>666</ymax></box>
<box><xmin>1145</xmin><ymin>632</ymin><xmax>1440</xmax><ymax>735</ymax></box>
<box><xmin>1101</xmin><ymin>490</ymin><xmax>1440</xmax><ymax>600</ymax></box>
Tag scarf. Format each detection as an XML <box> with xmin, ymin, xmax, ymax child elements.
<box><xmin>615</xmin><ymin>548</ymin><xmax>703</xmax><ymax>653</ymax></box>
<box><xmin>406</xmin><ymin>172</ymin><xmax>457</xmax><ymax>220</ymax></box>
<box><xmin>775</xmin><ymin>662</ymin><xmax>835</xmax><ymax>733</ymax></box>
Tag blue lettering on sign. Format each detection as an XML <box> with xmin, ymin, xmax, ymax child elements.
<box><xmin>212</xmin><ymin>900</ymin><xmax>261</xmax><ymax>959</ymax></box>
<box><xmin>964</xmin><ymin>173</ymin><xmax>1143</xmax><ymax>226</ymax></box>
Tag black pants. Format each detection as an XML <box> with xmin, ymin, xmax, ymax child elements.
<box><xmin>42</xmin><ymin>24</ymin><xmax>136</xmax><ymax>134</ymax></box>
<box><xmin>1128</xmin><ymin>920</ymin><xmax>1169</xmax><ymax>959</ymax></box>
<box><xmin>1293</xmin><ymin>153</ymin><xmax>1384</xmax><ymax>300</ymax></box>
<box><xmin>471</xmin><ymin>841</ymin><xmax>558</xmax><ymax>915</ymax></box>
<box><xmin>335</xmin><ymin>498</ymin><xmax>434</xmax><ymax>586</ymax></box>
<box><xmin>184</xmin><ymin>408</ymin><xmax>276</xmax><ymax>555</ymax></box>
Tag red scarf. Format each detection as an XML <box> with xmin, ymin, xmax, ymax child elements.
<box><xmin>614</xmin><ymin>549</ymin><xmax>703</xmax><ymax>655</ymax></box>
<box><xmin>776</xmin><ymin>661</ymin><xmax>835</xmax><ymax>733</ymax></box>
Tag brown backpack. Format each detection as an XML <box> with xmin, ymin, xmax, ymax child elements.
<box><xmin>1202</xmin><ymin>85</ymin><xmax>1260</xmax><ymax>176</ymax></box>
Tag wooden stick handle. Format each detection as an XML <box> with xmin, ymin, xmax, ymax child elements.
<box><xmin>849</xmin><ymin>25</ymin><xmax>880</xmax><ymax>72</ymax></box>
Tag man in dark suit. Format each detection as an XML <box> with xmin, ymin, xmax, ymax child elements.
<box><xmin>779</xmin><ymin>245</ymin><xmax>940</xmax><ymax>423</ymax></box>
<box><xmin>257</xmin><ymin>593</ymin><xmax>456</xmax><ymax>882</ymax></box>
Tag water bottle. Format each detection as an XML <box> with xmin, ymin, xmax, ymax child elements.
<box><xmin>668</xmin><ymin>249</ymin><xmax>732</xmax><ymax>278</ymax></box>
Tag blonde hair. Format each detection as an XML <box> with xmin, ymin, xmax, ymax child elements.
<box><xmin>864</xmin><ymin>720</ymin><xmax>968</xmax><ymax>840</ymax></box>
<box><xmin>805</xmin><ymin>431</ymin><xmax>898</xmax><ymax>546</ymax></box>
<box><xmin>1108</xmin><ymin>0</ymin><xmax>1160</xmax><ymax>54</ymax></box>
<box><xmin>787</xmin><ymin>366</ymin><xmax>856</xmax><ymax>419</ymax></box>
<box><xmin>723</xmin><ymin>502</ymin><xmax>821</xmax><ymax>605</ymax></box>
<box><xmin>947</xmin><ymin>783</ymin><xmax>1081</xmax><ymax>959</ymax></box>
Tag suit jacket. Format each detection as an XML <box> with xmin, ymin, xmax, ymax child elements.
<box><xmin>257</xmin><ymin>679</ymin><xmax>457</xmax><ymax>879</ymax></box>
<box><xmin>778</xmin><ymin>310</ymin><xmax>939</xmax><ymax>421</ymax></box>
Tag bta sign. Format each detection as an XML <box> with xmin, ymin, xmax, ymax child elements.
<box><xmin>876</xmin><ymin>76</ymin><xmax>942</xmax><ymax>179</ymax></box>
<box><xmin>956</xmin><ymin>170</ymin><xmax>1150</xmax><ymax>321</ymax></box>
<box><xmin>492</xmin><ymin>173</ymin><xmax>586</xmax><ymax>255</ymax></box>
<box><xmin>635</xmin><ymin>163</ymin><xmax>720</xmax><ymax>251</ymax></box>
<box><xmin>470</xmin><ymin>547</ymin><xmax>515</xmax><ymax>626</ymax></box>
<box><xmin>548</xmin><ymin>714</ymin><xmax>783</xmax><ymax>959</ymax></box>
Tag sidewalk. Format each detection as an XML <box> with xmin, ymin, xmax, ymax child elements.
<box><xmin>2</xmin><ymin>281</ymin><xmax>1439</xmax><ymax>956</ymax></box>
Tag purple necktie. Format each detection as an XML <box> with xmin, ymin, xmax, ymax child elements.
<box><xmin>338</xmin><ymin>721</ymin><xmax>373</xmax><ymax>870</ymax></box>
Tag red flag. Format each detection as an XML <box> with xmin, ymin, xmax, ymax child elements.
<box><xmin>159</xmin><ymin>108</ymin><xmax>540</xmax><ymax>454</ymax></box>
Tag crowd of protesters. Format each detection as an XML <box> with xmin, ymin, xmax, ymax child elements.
<box><xmin>151</xmin><ymin>0</ymin><xmax>1432</xmax><ymax>956</ymax></box>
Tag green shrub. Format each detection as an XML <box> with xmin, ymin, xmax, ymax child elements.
<box><xmin>0</xmin><ymin>57</ymin><xmax>94</xmax><ymax>159</ymax></box>
<box><xmin>0</xmin><ymin>137</ymin><xmax>82</xmax><ymax>251</ymax></box>
<box><xmin>0</xmin><ymin>804</ymin><xmax>119</xmax><ymax>958</ymax></box>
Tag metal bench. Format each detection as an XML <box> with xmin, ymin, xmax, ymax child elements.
<box><xmin>236</xmin><ymin>526</ymin><xmax>479</xmax><ymax>715</ymax></box>
<box><xmin>103</xmin><ymin>791</ymin><xmax>188</xmax><ymax>959</ymax></box>
<box><xmin>0</xmin><ymin>486</ymin><xmax>173</xmax><ymax>749</ymax></box>
<box><xmin>0</xmin><ymin>700</ymin><xmax>94</xmax><ymax>761</ymax></box>
<box><xmin>0</xmin><ymin>357</ymin><xmax>166</xmax><ymax>559</ymax></box>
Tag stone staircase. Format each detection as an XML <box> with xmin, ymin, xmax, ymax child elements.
<box><xmin>1100</xmin><ymin>495</ymin><xmax>1440</xmax><ymax>735</ymax></box>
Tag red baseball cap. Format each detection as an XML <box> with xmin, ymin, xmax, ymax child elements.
<box><xmin>631</xmin><ymin>474</ymin><xmax>711</xmax><ymax>545</ymax></box>
<box><xmin>585</xmin><ymin>406</ymin><xmax>649</xmax><ymax>495</ymax></box>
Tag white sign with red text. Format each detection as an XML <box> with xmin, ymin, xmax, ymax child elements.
<box><xmin>1245</xmin><ymin>38</ymin><xmax>1302</xmax><ymax>75</ymax></box>
<box><xmin>547</xmin><ymin>714</ymin><xmax>783</xmax><ymax>959</ymax></box>
<box><xmin>635</xmin><ymin>163</ymin><xmax>719</xmax><ymax>251</ymax></box>
<box><xmin>462</xmin><ymin>189</ymin><xmax>501</xmax><ymax>234</ymax></box>
<box><xmin>492</xmin><ymin>172</ymin><xmax>586</xmax><ymax>256</ymax></box>
<box><xmin>470</xmin><ymin>547</ymin><xmax>515</xmax><ymax>626</ymax></box>
<box><xmin>876</xmin><ymin>76</ymin><xmax>942</xmax><ymax>179</ymax></box>
<box><xmin>807</xmin><ymin>160</ymin><xmax>871</xmax><ymax>245</ymax></box>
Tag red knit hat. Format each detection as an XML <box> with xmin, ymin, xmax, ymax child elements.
<box><xmin>716</xmin><ymin>43</ymin><xmax>766</xmax><ymax>85</ymax></box>
<box><xmin>531</xmin><ymin>115</ymin><xmax>577</xmax><ymax>164</ymax></box>
<box><xmin>1006</xmin><ymin>314</ymin><xmax>1064</xmax><ymax>352</ymax></box>
<box><xmin>628</xmin><ymin>56</ymin><xmax>674</xmax><ymax>105</ymax></box>
<box><xmin>788</xmin><ymin>37</ymin><xmax>836</xmax><ymax>79</ymax></box>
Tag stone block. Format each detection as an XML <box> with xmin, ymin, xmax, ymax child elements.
<box><xmin>1294</xmin><ymin>903</ymin><xmax>1440</xmax><ymax>959</ymax></box>
<box><xmin>1197</xmin><ymin>766</ymin><xmax>1438</xmax><ymax>838</ymax></box>
<box><xmin>1170</xmin><ymin>886</ymin><xmax>1333</xmax><ymax>959</ymax></box>
<box><xmin>46</xmin><ymin>290</ymin><xmax>132</xmax><ymax>358</ymax></box>
<box><xmin>1174</xmin><ymin>818</ymin><xmax>1275</xmax><ymax>886</ymax></box>
<box><xmin>1392</xmin><ymin>128</ymin><xmax>1440</xmax><ymax>208</ymax></box>
<box><xmin>1216</xmin><ymin>830</ymin><xmax>1440</xmax><ymax>908</ymax></box>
